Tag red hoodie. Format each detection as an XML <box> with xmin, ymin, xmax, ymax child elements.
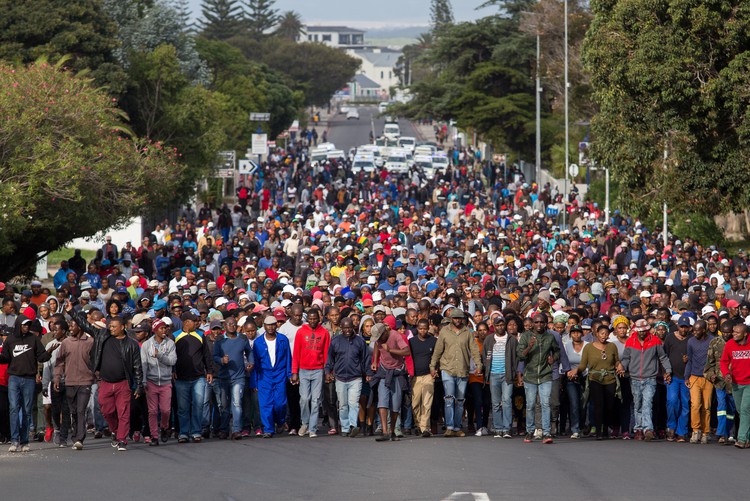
<box><xmin>721</xmin><ymin>337</ymin><xmax>750</xmax><ymax>385</ymax></box>
<box><xmin>292</xmin><ymin>324</ymin><xmax>330</xmax><ymax>373</ymax></box>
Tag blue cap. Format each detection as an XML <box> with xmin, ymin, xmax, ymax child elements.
<box><xmin>153</xmin><ymin>299</ymin><xmax>167</xmax><ymax>311</ymax></box>
<box><xmin>417</xmin><ymin>269</ymin><xmax>427</xmax><ymax>276</ymax></box>
<box><xmin>581</xmin><ymin>319</ymin><xmax>593</xmax><ymax>329</ymax></box>
<box><xmin>344</xmin><ymin>291</ymin><xmax>356</xmax><ymax>300</ymax></box>
<box><xmin>426</xmin><ymin>282</ymin><xmax>439</xmax><ymax>293</ymax></box>
<box><xmin>394</xmin><ymin>261</ymin><xmax>403</xmax><ymax>267</ymax></box>
<box><xmin>116</xmin><ymin>286</ymin><xmax>128</xmax><ymax>293</ymax></box>
<box><xmin>678</xmin><ymin>313</ymin><xmax>694</xmax><ymax>327</ymax></box>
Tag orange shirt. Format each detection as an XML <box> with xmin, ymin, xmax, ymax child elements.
<box><xmin>469</xmin><ymin>337</ymin><xmax>484</xmax><ymax>384</ymax></box>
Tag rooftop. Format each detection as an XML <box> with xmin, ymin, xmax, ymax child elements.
<box><xmin>352</xmin><ymin>73</ymin><xmax>381</xmax><ymax>89</ymax></box>
<box><xmin>306</xmin><ymin>25</ymin><xmax>366</xmax><ymax>34</ymax></box>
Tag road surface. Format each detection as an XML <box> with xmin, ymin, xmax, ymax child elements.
<box><xmin>324</xmin><ymin>105</ymin><xmax>423</xmax><ymax>154</ymax></box>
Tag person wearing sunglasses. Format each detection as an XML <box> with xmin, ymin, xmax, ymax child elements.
<box><xmin>568</xmin><ymin>324</ymin><xmax>625</xmax><ymax>440</ymax></box>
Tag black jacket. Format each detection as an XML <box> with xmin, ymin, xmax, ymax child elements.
<box><xmin>0</xmin><ymin>317</ymin><xmax>51</xmax><ymax>378</ymax></box>
<box><xmin>73</xmin><ymin>311</ymin><xmax>143</xmax><ymax>392</ymax></box>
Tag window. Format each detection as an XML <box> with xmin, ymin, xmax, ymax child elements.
<box><xmin>322</xmin><ymin>34</ymin><xmax>331</xmax><ymax>42</ymax></box>
<box><xmin>381</xmin><ymin>71</ymin><xmax>384</xmax><ymax>79</ymax></box>
<box><xmin>339</xmin><ymin>34</ymin><xmax>351</xmax><ymax>45</ymax></box>
<box><xmin>314</xmin><ymin>35</ymin><xmax>319</xmax><ymax>41</ymax></box>
<box><xmin>352</xmin><ymin>34</ymin><xmax>364</xmax><ymax>45</ymax></box>
<box><xmin>308</xmin><ymin>35</ymin><xmax>313</xmax><ymax>41</ymax></box>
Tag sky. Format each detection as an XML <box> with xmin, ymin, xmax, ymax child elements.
<box><xmin>187</xmin><ymin>0</ymin><xmax>496</xmax><ymax>29</ymax></box>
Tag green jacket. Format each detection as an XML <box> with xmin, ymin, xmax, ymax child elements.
<box><xmin>704</xmin><ymin>335</ymin><xmax>730</xmax><ymax>393</ymax></box>
<box><xmin>517</xmin><ymin>329</ymin><xmax>560</xmax><ymax>385</ymax></box>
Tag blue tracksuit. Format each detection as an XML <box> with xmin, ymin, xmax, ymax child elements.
<box><xmin>253</xmin><ymin>334</ymin><xmax>291</xmax><ymax>434</ymax></box>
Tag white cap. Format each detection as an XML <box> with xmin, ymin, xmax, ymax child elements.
<box><xmin>372</xmin><ymin>291</ymin><xmax>383</xmax><ymax>302</ymax></box>
<box><xmin>215</xmin><ymin>297</ymin><xmax>229</xmax><ymax>307</ymax></box>
<box><xmin>639</xmin><ymin>291</ymin><xmax>652</xmax><ymax>298</ymax></box>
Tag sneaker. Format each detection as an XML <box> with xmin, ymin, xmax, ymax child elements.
<box><xmin>570</xmin><ymin>432</ymin><xmax>580</xmax><ymax>439</ymax></box>
<box><xmin>443</xmin><ymin>429</ymin><xmax>454</xmax><ymax>438</ymax></box>
<box><xmin>729</xmin><ymin>436</ymin><xmax>736</xmax><ymax>445</ymax></box>
<box><xmin>718</xmin><ymin>437</ymin><xmax>726</xmax><ymax>445</ymax></box>
<box><xmin>666</xmin><ymin>429</ymin><xmax>675</xmax><ymax>442</ymax></box>
<box><xmin>394</xmin><ymin>429</ymin><xmax>403</xmax><ymax>438</ymax></box>
<box><xmin>454</xmin><ymin>430</ymin><xmax>466</xmax><ymax>437</ymax></box>
<box><xmin>375</xmin><ymin>434</ymin><xmax>390</xmax><ymax>442</ymax></box>
<box><xmin>422</xmin><ymin>430</ymin><xmax>432</xmax><ymax>438</ymax></box>
<box><xmin>374</xmin><ymin>426</ymin><xmax>383</xmax><ymax>434</ymax></box>
<box><xmin>689</xmin><ymin>431</ymin><xmax>700</xmax><ymax>444</ymax></box>
<box><xmin>475</xmin><ymin>429</ymin><xmax>483</xmax><ymax>437</ymax></box>
<box><xmin>144</xmin><ymin>436</ymin><xmax>152</xmax><ymax>445</ymax></box>
<box><xmin>309</xmin><ymin>432</ymin><xmax>318</xmax><ymax>438</ymax></box>
<box><xmin>701</xmin><ymin>434</ymin><xmax>709</xmax><ymax>444</ymax></box>
<box><xmin>149</xmin><ymin>437</ymin><xmax>159</xmax><ymax>446</ymax></box>
<box><xmin>542</xmin><ymin>435</ymin><xmax>553</xmax><ymax>444</ymax></box>
<box><xmin>53</xmin><ymin>430</ymin><xmax>60</xmax><ymax>445</ymax></box>
<box><xmin>21</xmin><ymin>444</ymin><xmax>30</xmax><ymax>452</ymax></box>
<box><xmin>192</xmin><ymin>436</ymin><xmax>202</xmax><ymax>443</ymax></box>
<box><xmin>262</xmin><ymin>433</ymin><xmax>272</xmax><ymax>438</ymax></box>
<box><xmin>58</xmin><ymin>440</ymin><xmax>68</xmax><ymax>448</ymax></box>
<box><xmin>178</xmin><ymin>436</ymin><xmax>188</xmax><ymax>443</ymax></box>
<box><xmin>94</xmin><ymin>431</ymin><xmax>103</xmax><ymax>439</ymax></box>
<box><xmin>111</xmin><ymin>437</ymin><xmax>118</xmax><ymax>448</ymax></box>
<box><xmin>494</xmin><ymin>431</ymin><xmax>503</xmax><ymax>438</ymax></box>
<box><xmin>73</xmin><ymin>441</ymin><xmax>83</xmax><ymax>450</ymax></box>
<box><xmin>676</xmin><ymin>435</ymin><xmax>686</xmax><ymax>443</ymax></box>
<box><xmin>8</xmin><ymin>443</ymin><xmax>18</xmax><ymax>453</ymax></box>
<box><xmin>524</xmin><ymin>433</ymin><xmax>533</xmax><ymax>443</ymax></box>
<box><xmin>288</xmin><ymin>429</ymin><xmax>298</xmax><ymax>436</ymax></box>
<box><xmin>117</xmin><ymin>442</ymin><xmax>127</xmax><ymax>451</ymax></box>
<box><xmin>533</xmin><ymin>428</ymin><xmax>543</xmax><ymax>439</ymax></box>
<box><xmin>255</xmin><ymin>429</ymin><xmax>263</xmax><ymax>437</ymax></box>
<box><xmin>350</xmin><ymin>426</ymin><xmax>360</xmax><ymax>438</ymax></box>
<box><xmin>161</xmin><ymin>428</ymin><xmax>170</xmax><ymax>443</ymax></box>
<box><xmin>133</xmin><ymin>431</ymin><xmax>141</xmax><ymax>443</ymax></box>
<box><xmin>503</xmin><ymin>432</ymin><xmax>512</xmax><ymax>439</ymax></box>
<box><xmin>622</xmin><ymin>432</ymin><xmax>631</xmax><ymax>440</ymax></box>
<box><xmin>390</xmin><ymin>432</ymin><xmax>400</xmax><ymax>442</ymax></box>
<box><xmin>634</xmin><ymin>430</ymin><xmax>644</xmax><ymax>441</ymax></box>
<box><xmin>298</xmin><ymin>425</ymin><xmax>308</xmax><ymax>437</ymax></box>
<box><xmin>231</xmin><ymin>432</ymin><xmax>242</xmax><ymax>440</ymax></box>
<box><xmin>44</xmin><ymin>427</ymin><xmax>53</xmax><ymax>443</ymax></box>
<box><xmin>241</xmin><ymin>429</ymin><xmax>251</xmax><ymax>438</ymax></box>
<box><xmin>644</xmin><ymin>430</ymin><xmax>655</xmax><ymax>441</ymax></box>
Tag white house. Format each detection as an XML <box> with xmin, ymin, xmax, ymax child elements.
<box><xmin>302</xmin><ymin>26</ymin><xmax>365</xmax><ymax>48</ymax></box>
<box><xmin>346</xmin><ymin>47</ymin><xmax>402</xmax><ymax>98</ymax></box>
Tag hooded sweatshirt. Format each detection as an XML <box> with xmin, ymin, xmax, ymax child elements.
<box><xmin>0</xmin><ymin>317</ymin><xmax>52</xmax><ymax>378</ymax></box>
<box><xmin>621</xmin><ymin>333</ymin><xmax>672</xmax><ymax>380</ymax></box>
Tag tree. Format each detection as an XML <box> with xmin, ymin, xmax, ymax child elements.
<box><xmin>198</xmin><ymin>0</ymin><xmax>245</xmax><ymax>40</ymax></box>
<box><xmin>430</xmin><ymin>0</ymin><xmax>454</xmax><ymax>33</ymax></box>
<box><xmin>0</xmin><ymin>59</ymin><xmax>182</xmax><ymax>280</ymax></box>
<box><xmin>584</xmin><ymin>0</ymin><xmax>750</xmax><ymax>221</ymax></box>
<box><xmin>245</xmin><ymin>0</ymin><xmax>279</xmax><ymax>39</ymax></box>
<box><xmin>0</xmin><ymin>0</ymin><xmax>126</xmax><ymax>92</ymax></box>
<box><xmin>274</xmin><ymin>10</ymin><xmax>304</xmax><ymax>41</ymax></box>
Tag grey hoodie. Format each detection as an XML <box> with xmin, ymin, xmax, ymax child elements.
<box><xmin>141</xmin><ymin>336</ymin><xmax>177</xmax><ymax>386</ymax></box>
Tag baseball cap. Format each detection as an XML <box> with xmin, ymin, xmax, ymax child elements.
<box><xmin>180</xmin><ymin>311</ymin><xmax>198</xmax><ymax>322</ymax></box>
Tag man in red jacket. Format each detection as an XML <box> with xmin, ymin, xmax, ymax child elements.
<box><xmin>720</xmin><ymin>323</ymin><xmax>750</xmax><ymax>448</ymax></box>
<box><xmin>291</xmin><ymin>309</ymin><xmax>330</xmax><ymax>438</ymax></box>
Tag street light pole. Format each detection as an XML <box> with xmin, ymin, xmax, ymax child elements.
<box><xmin>562</xmin><ymin>0</ymin><xmax>570</xmax><ymax>229</ymax></box>
<box><xmin>536</xmin><ymin>32</ymin><xmax>542</xmax><ymax>186</ymax></box>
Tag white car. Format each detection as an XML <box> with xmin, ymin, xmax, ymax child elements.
<box><xmin>415</xmin><ymin>145</ymin><xmax>437</xmax><ymax>157</ymax></box>
<box><xmin>383</xmin><ymin>123</ymin><xmax>400</xmax><ymax>140</ymax></box>
<box><xmin>378</xmin><ymin>102</ymin><xmax>389</xmax><ymax>114</ymax></box>
<box><xmin>327</xmin><ymin>150</ymin><xmax>346</xmax><ymax>161</ymax></box>
<box><xmin>432</xmin><ymin>153</ymin><xmax>449</xmax><ymax>173</ymax></box>
<box><xmin>346</xmin><ymin>108</ymin><xmax>360</xmax><ymax>120</ymax></box>
<box><xmin>385</xmin><ymin>149</ymin><xmax>409</xmax><ymax>174</ymax></box>
<box><xmin>352</xmin><ymin>155</ymin><xmax>376</xmax><ymax>174</ymax></box>
<box><xmin>414</xmin><ymin>155</ymin><xmax>434</xmax><ymax>179</ymax></box>
<box><xmin>358</xmin><ymin>145</ymin><xmax>384</xmax><ymax>167</ymax></box>
<box><xmin>398</xmin><ymin>136</ymin><xmax>416</xmax><ymax>152</ymax></box>
<box><xmin>310</xmin><ymin>148</ymin><xmax>329</xmax><ymax>163</ymax></box>
<box><xmin>317</xmin><ymin>142</ymin><xmax>336</xmax><ymax>151</ymax></box>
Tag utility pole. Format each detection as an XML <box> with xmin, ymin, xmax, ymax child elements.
<box><xmin>605</xmin><ymin>166</ymin><xmax>610</xmax><ymax>224</ymax></box>
<box><xmin>562</xmin><ymin>0</ymin><xmax>570</xmax><ymax>229</ymax></box>
<box><xmin>536</xmin><ymin>31</ymin><xmax>542</xmax><ymax>186</ymax></box>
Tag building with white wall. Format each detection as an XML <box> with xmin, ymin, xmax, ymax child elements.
<box><xmin>302</xmin><ymin>26</ymin><xmax>365</xmax><ymax>48</ymax></box>
<box><xmin>346</xmin><ymin>47</ymin><xmax>402</xmax><ymax>98</ymax></box>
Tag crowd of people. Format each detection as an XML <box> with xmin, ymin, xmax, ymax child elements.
<box><xmin>1</xmin><ymin>141</ymin><xmax>750</xmax><ymax>454</ymax></box>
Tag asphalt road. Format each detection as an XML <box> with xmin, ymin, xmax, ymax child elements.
<box><xmin>2</xmin><ymin>432</ymin><xmax>745</xmax><ymax>500</ymax></box>
<box><xmin>325</xmin><ymin>105</ymin><xmax>422</xmax><ymax>154</ymax></box>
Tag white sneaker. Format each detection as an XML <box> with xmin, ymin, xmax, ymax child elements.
<box><xmin>8</xmin><ymin>444</ymin><xmax>18</xmax><ymax>453</ymax></box>
<box><xmin>21</xmin><ymin>444</ymin><xmax>30</xmax><ymax>453</ymax></box>
<box><xmin>533</xmin><ymin>429</ymin><xmax>543</xmax><ymax>439</ymax></box>
<box><xmin>729</xmin><ymin>436</ymin><xmax>736</xmax><ymax>444</ymax></box>
<box><xmin>298</xmin><ymin>425</ymin><xmax>308</xmax><ymax>437</ymax></box>
<box><xmin>73</xmin><ymin>441</ymin><xmax>83</xmax><ymax>450</ymax></box>
<box><xmin>309</xmin><ymin>432</ymin><xmax>317</xmax><ymax>438</ymax></box>
<box><xmin>475</xmin><ymin>429</ymin><xmax>483</xmax><ymax>437</ymax></box>
<box><xmin>690</xmin><ymin>431</ymin><xmax>700</xmax><ymax>444</ymax></box>
<box><xmin>570</xmin><ymin>432</ymin><xmax>580</xmax><ymax>439</ymax></box>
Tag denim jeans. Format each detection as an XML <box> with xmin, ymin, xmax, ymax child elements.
<box><xmin>715</xmin><ymin>388</ymin><xmax>736</xmax><ymax>438</ymax></box>
<box><xmin>631</xmin><ymin>378</ymin><xmax>656</xmax><ymax>431</ymax></box>
<box><xmin>219</xmin><ymin>379</ymin><xmax>245</xmax><ymax>434</ymax></box>
<box><xmin>524</xmin><ymin>380</ymin><xmax>552</xmax><ymax>434</ymax></box>
<box><xmin>299</xmin><ymin>369</ymin><xmax>323</xmax><ymax>433</ymax></box>
<box><xmin>8</xmin><ymin>376</ymin><xmax>36</xmax><ymax>445</ymax></box>
<box><xmin>203</xmin><ymin>379</ymin><xmax>221</xmax><ymax>434</ymax></box>
<box><xmin>489</xmin><ymin>373</ymin><xmax>513</xmax><ymax>432</ymax></box>
<box><xmin>335</xmin><ymin>379</ymin><xmax>362</xmax><ymax>432</ymax></box>
<box><xmin>666</xmin><ymin>377</ymin><xmax>690</xmax><ymax>436</ymax></box>
<box><xmin>565</xmin><ymin>379</ymin><xmax>584</xmax><ymax>434</ymax></box>
<box><xmin>175</xmin><ymin>378</ymin><xmax>207</xmax><ymax>439</ymax></box>
<box><xmin>89</xmin><ymin>383</ymin><xmax>107</xmax><ymax>431</ymax></box>
<box><xmin>441</xmin><ymin>371</ymin><xmax>468</xmax><ymax>431</ymax></box>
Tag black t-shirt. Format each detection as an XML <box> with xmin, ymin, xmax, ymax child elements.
<box><xmin>409</xmin><ymin>335</ymin><xmax>437</xmax><ymax>376</ymax></box>
<box><xmin>663</xmin><ymin>332</ymin><xmax>688</xmax><ymax>380</ymax></box>
<box><xmin>100</xmin><ymin>337</ymin><xmax>127</xmax><ymax>383</ymax></box>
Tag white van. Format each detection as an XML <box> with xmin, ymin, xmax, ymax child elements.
<box><xmin>432</xmin><ymin>153</ymin><xmax>449</xmax><ymax>173</ymax></box>
<box><xmin>383</xmin><ymin>123</ymin><xmax>400</xmax><ymax>140</ymax></box>
<box><xmin>414</xmin><ymin>155</ymin><xmax>434</xmax><ymax>179</ymax></box>
<box><xmin>378</xmin><ymin>102</ymin><xmax>389</xmax><ymax>114</ymax></box>
<box><xmin>352</xmin><ymin>155</ymin><xmax>377</xmax><ymax>174</ymax></box>
<box><xmin>385</xmin><ymin>148</ymin><xmax>409</xmax><ymax>174</ymax></box>
<box><xmin>398</xmin><ymin>136</ymin><xmax>416</xmax><ymax>153</ymax></box>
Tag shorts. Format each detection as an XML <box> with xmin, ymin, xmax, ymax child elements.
<box><xmin>377</xmin><ymin>378</ymin><xmax>402</xmax><ymax>412</ymax></box>
<box><xmin>43</xmin><ymin>383</ymin><xmax>52</xmax><ymax>405</ymax></box>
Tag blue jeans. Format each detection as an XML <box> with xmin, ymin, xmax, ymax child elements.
<box><xmin>715</xmin><ymin>388</ymin><xmax>736</xmax><ymax>438</ymax></box>
<box><xmin>525</xmin><ymin>381</ymin><xmax>552</xmax><ymax>434</ymax></box>
<box><xmin>667</xmin><ymin>377</ymin><xmax>690</xmax><ymax>436</ymax></box>
<box><xmin>203</xmin><ymin>379</ymin><xmax>221</xmax><ymax>434</ymax></box>
<box><xmin>299</xmin><ymin>369</ymin><xmax>323</xmax><ymax>433</ymax></box>
<box><xmin>489</xmin><ymin>373</ymin><xmax>513</xmax><ymax>432</ymax></box>
<box><xmin>89</xmin><ymin>383</ymin><xmax>108</xmax><ymax>432</ymax></box>
<box><xmin>219</xmin><ymin>380</ymin><xmax>245</xmax><ymax>434</ymax></box>
<box><xmin>631</xmin><ymin>378</ymin><xmax>656</xmax><ymax>431</ymax></box>
<box><xmin>565</xmin><ymin>379</ymin><xmax>584</xmax><ymax>434</ymax></box>
<box><xmin>8</xmin><ymin>376</ymin><xmax>35</xmax><ymax>445</ymax></box>
<box><xmin>175</xmin><ymin>378</ymin><xmax>207</xmax><ymax>439</ymax></box>
<box><xmin>335</xmin><ymin>379</ymin><xmax>362</xmax><ymax>433</ymax></box>
<box><xmin>441</xmin><ymin>371</ymin><xmax>468</xmax><ymax>431</ymax></box>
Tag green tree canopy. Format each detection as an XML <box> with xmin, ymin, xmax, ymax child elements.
<box><xmin>584</xmin><ymin>0</ymin><xmax>750</xmax><ymax>220</ymax></box>
<box><xmin>198</xmin><ymin>0</ymin><xmax>246</xmax><ymax>40</ymax></box>
<box><xmin>0</xmin><ymin>60</ymin><xmax>182</xmax><ymax>280</ymax></box>
<box><xmin>244</xmin><ymin>0</ymin><xmax>279</xmax><ymax>39</ymax></box>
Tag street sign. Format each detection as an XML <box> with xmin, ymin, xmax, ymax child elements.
<box><xmin>568</xmin><ymin>163</ymin><xmax>580</xmax><ymax>177</ymax></box>
<box><xmin>251</xmin><ymin>134</ymin><xmax>268</xmax><ymax>155</ymax></box>
<box><xmin>216</xmin><ymin>169</ymin><xmax>234</xmax><ymax>178</ymax></box>
<box><xmin>238</xmin><ymin>160</ymin><xmax>259</xmax><ymax>175</ymax></box>
<box><xmin>249</xmin><ymin>112</ymin><xmax>271</xmax><ymax>121</ymax></box>
<box><xmin>267</xmin><ymin>141</ymin><xmax>276</xmax><ymax>148</ymax></box>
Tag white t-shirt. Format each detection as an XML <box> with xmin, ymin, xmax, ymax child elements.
<box><xmin>266</xmin><ymin>336</ymin><xmax>277</xmax><ymax>367</ymax></box>
<box><xmin>278</xmin><ymin>321</ymin><xmax>302</xmax><ymax>352</ymax></box>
